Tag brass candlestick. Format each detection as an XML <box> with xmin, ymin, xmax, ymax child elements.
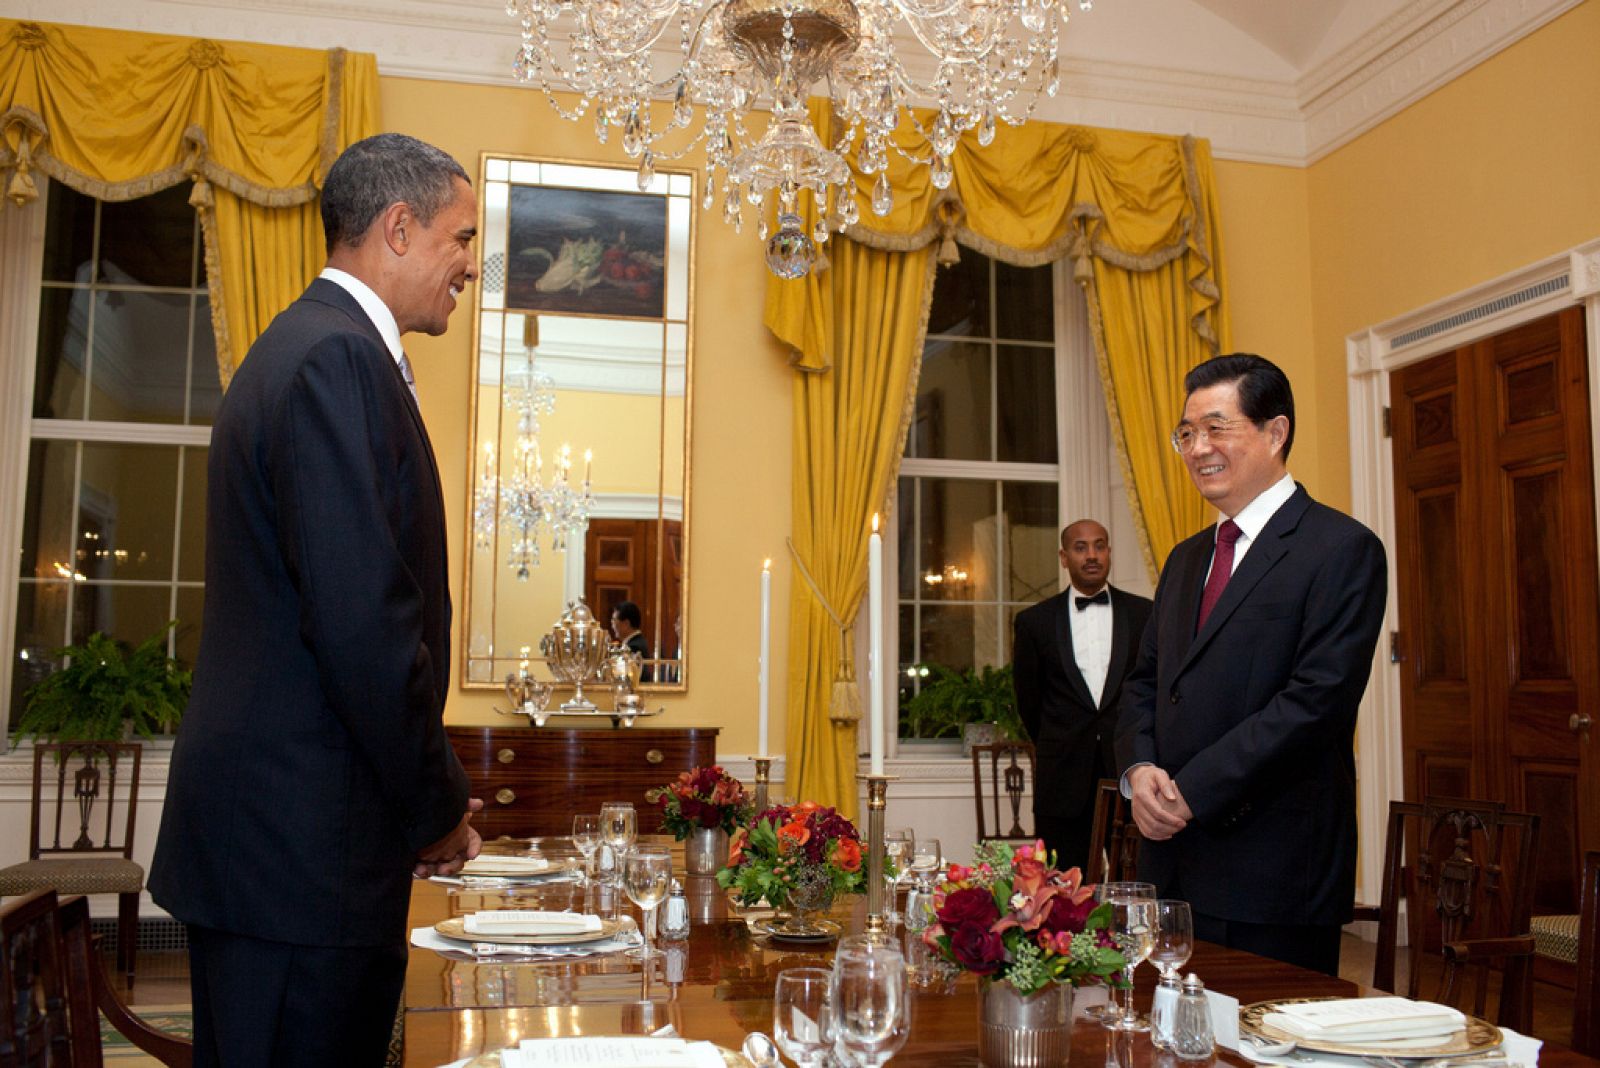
<box><xmin>753</xmin><ymin>758</ymin><xmax>772</xmax><ymax>812</ymax></box>
<box><xmin>860</xmin><ymin>773</ymin><xmax>896</xmax><ymax>943</ymax></box>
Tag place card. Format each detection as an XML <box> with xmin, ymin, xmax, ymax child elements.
<box><xmin>499</xmin><ymin>1037</ymin><xmax>725</xmax><ymax>1068</ymax></box>
<box><xmin>463</xmin><ymin>910</ymin><xmax>603</xmax><ymax>936</ymax></box>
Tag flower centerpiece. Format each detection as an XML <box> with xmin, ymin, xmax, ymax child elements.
<box><xmin>645</xmin><ymin>765</ymin><xmax>751</xmax><ymax>874</ymax></box>
<box><xmin>716</xmin><ymin>801</ymin><xmax>868</xmax><ymax>937</ymax></box>
<box><xmin>922</xmin><ymin>840</ymin><xmax>1125</xmax><ymax>1067</ymax></box>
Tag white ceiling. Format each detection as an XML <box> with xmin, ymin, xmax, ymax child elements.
<box><xmin>1</xmin><ymin>0</ymin><xmax>1584</xmax><ymax>164</ymax></box>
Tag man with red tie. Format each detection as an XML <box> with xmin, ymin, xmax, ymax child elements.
<box><xmin>1115</xmin><ymin>353</ymin><xmax>1387</xmax><ymax>976</ymax></box>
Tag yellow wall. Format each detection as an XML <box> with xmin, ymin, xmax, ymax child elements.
<box><xmin>382</xmin><ymin>77</ymin><xmax>794</xmax><ymax>752</ymax></box>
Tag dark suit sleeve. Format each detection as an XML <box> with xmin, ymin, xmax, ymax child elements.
<box><xmin>1115</xmin><ymin>580</ymin><xmax>1164</xmax><ymax>775</ymax></box>
<box><xmin>1012</xmin><ymin>609</ymin><xmax>1042</xmax><ymax>743</ymax></box>
<box><xmin>1175</xmin><ymin>528</ymin><xmax>1387</xmax><ymax>826</ymax></box>
<box><xmin>271</xmin><ymin>335</ymin><xmax>468</xmax><ymax>855</ymax></box>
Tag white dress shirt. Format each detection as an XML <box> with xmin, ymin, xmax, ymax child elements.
<box><xmin>320</xmin><ymin>267</ymin><xmax>405</xmax><ymax>368</ymax></box>
<box><xmin>1201</xmin><ymin>471</ymin><xmax>1297</xmax><ymax>584</ymax></box>
<box><xmin>1067</xmin><ymin>585</ymin><xmax>1113</xmax><ymax>705</ymax></box>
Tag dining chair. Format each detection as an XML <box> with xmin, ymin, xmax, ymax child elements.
<box><xmin>0</xmin><ymin>743</ymin><xmax>144</xmax><ymax>985</ymax></box>
<box><xmin>1367</xmin><ymin>797</ymin><xmax>1541</xmax><ymax>1033</ymax></box>
<box><xmin>1573</xmin><ymin>849</ymin><xmax>1600</xmax><ymax>1057</ymax></box>
<box><xmin>1085</xmin><ymin>779</ymin><xmax>1141</xmax><ymax>885</ymax></box>
<box><xmin>970</xmin><ymin>742</ymin><xmax>1036</xmax><ymax>844</ymax></box>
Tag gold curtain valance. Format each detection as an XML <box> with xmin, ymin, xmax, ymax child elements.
<box><xmin>0</xmin><ymin>19</ymin><xmax>380</xmax><ymax>384</ymax></box>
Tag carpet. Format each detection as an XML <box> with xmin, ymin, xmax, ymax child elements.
<box><xmin>100</xmin><ymin>1004</ymin><xmax>193</xmax><ymax>1064</ymax></box>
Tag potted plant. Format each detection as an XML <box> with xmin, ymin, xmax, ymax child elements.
<box><xmin>717</xmin><ymin>801</ymin><xmax>869</xmax><ymax>940</ymax></box>
<box><xmin>644</xmin><ymin>764</ymin><xmax>752</xmax><ymax>875</ymax></box>
<box><xmin>899</xmin><ymin>663</ymin><xmax>1023</xmax><ymax>754</ymax></box>
<box><xmin>14</xmin><ymin>623</ymin><xmax>192</xmax><ymax>745</ymax></box>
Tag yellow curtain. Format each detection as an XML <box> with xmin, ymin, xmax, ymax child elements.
<box><xmin>776</xmin><ymin>240</ymin><xmax>936</xmax><ymax>819</ymax></box>
<box><xmin>0</xmin><ymin>19</ymin><xmax>381</xmax><ymax>386</ymax></box>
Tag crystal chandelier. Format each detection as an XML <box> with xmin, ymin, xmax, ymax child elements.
<box><xmin>507</xmin><ymin>0</ymin><xmax>1092</xmax><ymax>278</ymax></box>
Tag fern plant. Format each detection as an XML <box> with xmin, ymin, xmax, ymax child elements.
<box><xmin>897</xmin><ymin>663</ymin><xmax>1022</xmax><ymax>741</ymax></box>
<box><xmin>15</xmin><ymin>623</ymin><xmax>191</xmax><ymax>744</ymax></box>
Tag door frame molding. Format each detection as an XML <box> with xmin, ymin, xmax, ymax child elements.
<box><xmin>1346</xmin><ymin>236</ymin><xmax>1600</xmax><ymax>909</ymax></box>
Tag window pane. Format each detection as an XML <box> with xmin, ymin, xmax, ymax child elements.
<box><xmin>189</xmin><ymin>296</ymin><xmax>222</xmax><ymax>424</ymax></box>
<box><xmin>19</xmin><ymin>441</ymin><xmax>76</xmax><ymax>581</ymax></box>
<box><xmin>177</xmin><ymin>447</ymin><xmax>208</xmax><ymax>583</ymax></box>
<box><xmin>920</xmin><ymin>604</ymin><xmax>999</xmax><ymax>672</ymax></box>
<box><xmin>78</xmin><ymin>443</ymin><xmax>178</xmax><ymax>581</ymax></box>
<box><xmin>87</xmin><ymin>291</ymin><xmax>191</xmax><ymax>424</ymax></box>
<box><xmin>70</xmin><ymin>583</ymin><xmax>175</xmax><ymax>653</ymax></box>
<box><xmin>896</xmin><ymin>476</ymin><xmax>917</xmax><ymax>599</ymax></box>
<box><xmin>33</xmin><ymin>287</ymin><xmax>87</xmax><ymax>420</ymax></box>
<box><xmin>174</xmin><ymin>588</ymin><xmax>205</xmax><ymax>668</ymax></box>
<box><xmin>927</xmin><ymin>246</ymin><xmax>989</xmax><ymax>337</ymax></box>
<box><xmin>41</xmin><ymin>185</ymin><xmax>95</xmax><ymax>284</ymax></box>
<box><xmin>997</xmin><ymin>344</ymin><xmax>1058</xmax><ymax>463</ymax></box>
<box><xmin>910</xmin><ymin>340</ymin><xmax>990</xmax><ymax>460</ymax></box>
<box><xmin>98</xmin><ymin>185</ymin><xmax>197</xmax><ymax>289</ymax></box>
<box><xmin>9</xmin><ymin>581</ymin><xmax>71</xmax><ymax>728</ymax></box>
<box><xmin>994</xmin><ymin>260</ymin><xmax>1053</xmax><ymax>341</ymax></box>
<box><xmin>917</xmin><ymin>479</ymin><xmax>998</xmax><ymax>602</ymax></box>
<box><xmin>1002</xmin><ymin>481</ymin><xmax>1060</xmax><ymax>603</ymax></box>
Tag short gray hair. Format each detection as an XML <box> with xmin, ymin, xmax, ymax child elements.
<box><xmin>321</xmin><ymin>133</ymin><xmax>470</xmax><ymax>252</ymax></box>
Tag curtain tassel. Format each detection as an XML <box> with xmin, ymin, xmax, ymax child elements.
<box><xmin>934</xmin><ymin>197</ymin><xmax>964</xmax><ymax>266</ymax></box>
<box><xmin>188</xmin><ymin>173</ymin><xmax>214</xmax><ymax>209</ymax></box>
<box><xmin>6</xmin><ymin>138</ymin><xmax>38</xmax><ymax>207</ymax></box>
<box><xmin>828</xmin><ymin>627</ymin><xmax>862</xmax><ymax>726</ymax></box>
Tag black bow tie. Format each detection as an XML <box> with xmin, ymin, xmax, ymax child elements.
<box><xmin>1075</xmin><ymin>589</ymin><xmax>1110</xmax><ymax>611</ymax></box>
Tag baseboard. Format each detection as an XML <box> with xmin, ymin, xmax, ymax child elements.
<box><xmin>90</xmin><ymin>915</ymin><xmax>187</xmax><ymax>953</ymax></box>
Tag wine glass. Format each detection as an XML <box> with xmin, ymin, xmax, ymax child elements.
<box><xmin>773</xmin><ymin>967</ymin><xmax>834</xmax><ymax>1068</ymax></box>
<box><xmin>600</xmin><ymin>801</ymin><xmax>637</xmax><ymax>882</ymax></box>
<box><xmin>831</xmin><ymin>940</ymin><xmax>910</xmax><ymax>1067</ymax></box>
<box><xmin>623</xmin><ymin>846</ymin><xmax>672</xmax><ymax>960</ymax></box>
<box><xmin>883</xmin><ymin>830</ymin><xmax>913</xmax><ymax>925</ymax></box>
<box><xmin>1150</xmin><ymin>899</ymin><xmax>1193</xmax><ymax>981</ymax></box>
<box><xmin>1086</xmin><ymin>881</ymin><xmax>1156</xmax><ymax>1023</ymax></box>
<box><xmin>1107</xmin><ymin>896</ymin><xmax>1157</xmax><ymax>1033</ymax></box>
<box><xmin>910</xmin><ymin>837</ymin><xmax>942</xmax><ymax>891</ymax></box>
<box><xmin>571</xmin><ymin>814</ymin><xmax>601</xmax><ymax>885</ymax></box>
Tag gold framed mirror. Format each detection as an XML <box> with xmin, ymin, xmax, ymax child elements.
<box><xmin>462</xmin><ymin>154</ymin><xmax>693</xmax><ymax>692</ymax></box>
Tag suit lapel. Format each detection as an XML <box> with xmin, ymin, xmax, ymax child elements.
<box><xmin>1178</xmin><ymin>488</ymin><xmax>1310</xmax><ymax>675</ymax></box>
<box><xmin>1052</xmin><ymin>593</ymin><xmax>1098</xmax><ymax>710</ymax></box>
<box><xmin>1101</xmin><ymin>587</ymin><xmax>1131</xmax><ymax>712</ymax></box>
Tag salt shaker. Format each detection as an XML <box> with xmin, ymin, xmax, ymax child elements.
<box><xmin>660</xmin><ymin>878</ymin><xmax>691</xmax><ymax>942</ymax></box>
<box><xmin>1150</xmin><ymin>971</ymin><xmax>1182</xmax><ymax>1050</ymax></box>
<box><xmin>1170</xmin><ymin>973</ymin><xmax>1215</xmax><ymax>1061</ymax></box>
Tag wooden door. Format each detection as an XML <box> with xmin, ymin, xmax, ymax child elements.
<box><xmin>1391</xmin><ymin>307</ymin><xmax>1600</xmax><ymax>912</ymax></box>
<box><xmin>583</xmin><ymin>518</ymin><xmax>684</xmax><ymax>662</ymax></box>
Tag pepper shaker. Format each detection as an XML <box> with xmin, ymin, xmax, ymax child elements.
<box><xmin>660</xmin><ymin>878</ymin><xmax>691</xmax><ymax>942</ymax></box>
<box><xmin>1170</xmin><ymin>973</ymin><xmax>1215</xmax><ymax>1061</ymax></box>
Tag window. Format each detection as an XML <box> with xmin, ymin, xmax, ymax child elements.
<box><xmin>9</xmin><ymin>183</ymin><xmax>216</xmax><ymax>725</ymax></box>
<box><xmin>895</xmin><ymin>249</ymin><xmax>1062</xmax><ymax>740</ymax></box>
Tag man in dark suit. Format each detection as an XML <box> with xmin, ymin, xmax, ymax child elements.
<box><xmin>1116</xmin><ymin>353</ymin><xmax>1386</xmax><ymax>976</ymax></box>
<box><xmin>611</xmin><ymin>599</ymin><xmax>652</xmax><ymax>682</ymax></box>
<box><xmin>1013</xmin><ymin>519</ymin><xmax>1151</xmax><ymax>872</ymax></box>
<box><xmin>150</xmin><ymin>133</ymin><xmax>483</xmax><ymax>1065</ymax></box>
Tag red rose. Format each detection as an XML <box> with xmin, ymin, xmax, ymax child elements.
<box><xmin>949</xmin><ymin>924</ymin><xmax>1007</xmax><ymax>974</ymax></box>
<box><xmin>835</xmin><ymin>838</ymin><xmax>862</xmax><ymax>872</ymax></box>
<box><xmin>1042</xmin><ymin>892</ymin><xmax>1096</xmax><ymax>935</ymax></box>
<box><xmin>937</xmin><ymin>887</ymin><xmax>1000</xmax><ymax>930</ymax></box>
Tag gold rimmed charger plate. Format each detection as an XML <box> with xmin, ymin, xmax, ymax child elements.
<box><xmin>461</xmin><ymin>1045</ymin><xmax>754</xmax><ymax>1067</ymax></box>
<box><xmin>750</xmin><ymin>916</ymin><xmax>842</xmax><ymax>944</ymax></box>
<box><xmin>1240</xmin><ymin>998</ymin><xmax>1503</xmax><ymax>1058</ymax></box>
<box><xmin>434</xmin><ymin>916</ymin><xmax>623</xmax><ymax>945</ymax></box>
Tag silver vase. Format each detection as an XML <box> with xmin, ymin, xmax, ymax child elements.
<box><xmin>684</xmin><ymin>826</ymin><xmax>728</xmax><ymax>875</ymax></box>
<box><xmin>977</xmin><ymin>979</ymin><xmax>1074</xmax><ymax>1068</ymax></box>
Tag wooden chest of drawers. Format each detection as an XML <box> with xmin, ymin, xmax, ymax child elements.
<box><xmin>447</xmin><ymin>726</ymin><xmax>720</xmax><ymax>838</ymax></box>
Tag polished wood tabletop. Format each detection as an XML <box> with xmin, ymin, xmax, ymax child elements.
<box><xmin>400</xmin><ymin>837</ymin><xmax>1590</xmax><ymax>1068</ymax></box>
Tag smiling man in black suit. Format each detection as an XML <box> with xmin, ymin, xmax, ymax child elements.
<box><xmin>1116</xmin><ymin>353</ymin><xmax>1387</xmax><ymax>977</ymax></box>
<box><xmin>151</xmin><ymin>133</ymin><xmax>483</xmax><ymax>1065</ymax></box>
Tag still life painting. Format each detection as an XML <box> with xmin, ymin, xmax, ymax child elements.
<box><xmin>505</xmin><ymin>184</ymin><xmax>668</xmax><ymax>320</ymax></box>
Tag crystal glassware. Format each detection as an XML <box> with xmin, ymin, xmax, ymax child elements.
<box><xmin>910</xmin><ymin>836</ymin><xmax>942</xmax><ymax>891</ymax></box>
<box><xmin>600</xmin><ymin>800</ymin><xmax>637</xmax><ymax>883</ymax></box>
<box><xmin>571</xmin><ymin>814</ymin><xmax>601</xmax><ymax>884</ymax></box>
<box><xmin>1085</xmin><ymin>881</ymin><xmax>1156</xmax><ymax>1024</ymax></box>
<box><xmin>883</xmin><ymin>831</ymin><xmax>913</xmax><ymax>924</ymax></box>
<box><xmin>1107</xmin><ymin>896</ymin><xmax>1157</xmax><ymax>1032</ymax></box>
<box><xmin>623</xmin><ymin>846</ymin><xmax>673</xmax><ymax>961</ymax></box>
<box><xmin>774</xmin><ymin>966</ymin><xmax>834</xmax><ymax>1068</ymax></box>
<box><xmin>831</xmin><ymin>939</ymin><xmax>910</xmax><ymax>1068</ymax></box>
<box><xmin>1150</xmin><ymin>899</ymin><xmax>1193</xmax><ymax>981</ymax></box>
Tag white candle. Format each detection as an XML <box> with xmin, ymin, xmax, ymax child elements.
<box><xmin>758</xmin><ymin>559</ymin><xmax>772</xmax><ymax>758</ymax></box>
<box><xmin>868</xmin><ymin>514</ymin><xmax>884</xmax><ymax>776</ymax></box>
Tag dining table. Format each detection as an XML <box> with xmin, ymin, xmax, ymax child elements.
<box><xmin>400</xmin><ymin>836</ymin><xmax>1594</xmax><ymax>1068</ymax></box>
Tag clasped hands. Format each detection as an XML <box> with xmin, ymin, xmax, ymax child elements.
<box><xmin>1127</xmin><ymin>766</ymin><xmax>1192</xmax><ymax>841</ymax></box>
<box><xmin>413</xmin><ymin>797</ymin><xmax>484</xmax><ymax>879</ymax></box>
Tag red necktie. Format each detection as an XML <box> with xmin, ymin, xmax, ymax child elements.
<box><xmin>1196</xmin><ymin>520</ymin><xmax>1242</xmax><ymax>631</ymax></box>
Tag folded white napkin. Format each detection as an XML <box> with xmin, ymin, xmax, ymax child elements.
<box><xmin>461</xmin><ymin>856</ymin><xmax>553</xmax><ymax>875</ymax></box>
<box><xmin>1232</xmin><ymin>1024</ymin><xmax>1541</xmax><ymax>1068</ymax></box>
<box><xmin>410</xmin><ymin>924</ymin><xmax>638</xmax><ymax>959</ymax></box>
<box><xmin>1263</xmin><ymin>998</ymin><xmax>1466</xmax><ymax>1042</ymax></box>
<box><xmin>499</xmin><ymin>1037</ymin><xmax>725</xmax><ymax>1068</ymax></box>
<box><xmin>462</xmin><ymin>910</ymin><xmax>603</xmax><ymax>936</ymax></box>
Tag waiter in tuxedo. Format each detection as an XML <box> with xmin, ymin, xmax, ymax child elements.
<box><xmin>1013</xmin><ymin>520</ymin><xmax>1151</xmax><ymax>871</ymax></box>
<box><xmin>151</xmin><ymin>133</ymin><xmax>482</xmax><ymax>1065</ymax></box>
<box><xmin>1116</xmin><ymin>353</ymin><xmax>1386</xmax><ymax>976</ymax></box>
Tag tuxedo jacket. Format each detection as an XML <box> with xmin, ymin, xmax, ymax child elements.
<box><xmin>150</xmin><ymin>279</ymin><xmax>470</xmax><ymax>947</ymax></box>
<box><xmin>1013</xmin><ymin>585</ymin><xmax>1151</xmax><ymax>822</ymax></box>
<box><xmin>1115</xmin><ymin>485</ymin><xmax>1386</xmax><ymax>927</ymax></box>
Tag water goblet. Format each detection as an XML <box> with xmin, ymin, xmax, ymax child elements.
<box><xmin>600</xmin><ymin>801</ymin><xmax>637</xmax><ymax>883</ymax></box>
<box><xmin>910</xmin><ymin>837</ymin><xmax>942</xmax><ymax>891</ymax></box>
<box><xmin>571</xmin><ymin>814</ymin><xmax>601</xmax><ymax>884</ymax></box>
<box><xmin>623</xmin><ymin>846</ymin><xmax>672</xmax><ymax>961</ymax></box>
<box><xmin>883</xmin><ymin>831</ymin><xmax>913</xmax><ymax>924</ymax></box>
<box><xmin>1149</xmin><ymin>898</ymin><xmax>1194</xmax><ymax>1048</ymax></box>
<box><xmin>1107</xmin><ymin>896</ymin><xmax>1156</xmax><ymax>1032</ymax></box>
<box><xmin>831</xmin><ymin>939</ymin><xmax>910</xmax><ymax>1068</ymax></box>
<box><xmin>773</xmin><ymin>967</ymin><xmax>834</xmax><ymax>1068</ymax></box>
<box><xmin>1085</xmin><ymin>880</ymin><xmax>1155</xmax><ymax>1024</ymax></box>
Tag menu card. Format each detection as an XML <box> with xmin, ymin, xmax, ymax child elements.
<box><xmin>462</xmin><ymin>910</ymin><xmax>603</xmax><ymax>936</ymax></box>
<box><xmin>499</xmin><ymin>1038</ymin><xmax>725</xmax><ymax>1068</ymax></box>
<box><xmin>1262</xmin><ymin>998</ymin><xmax>1465</xmax><ymax>1042</ymax></box>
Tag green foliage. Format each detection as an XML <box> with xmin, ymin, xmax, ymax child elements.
<box><xmin>898</xmin><ymin>663</ymin><xmax>1023</xmax><ymax>741</ymax></box>
<box><xmin>15</xmin><ymin>623</ymin><xmax>191</xmax><ymax>744</ymax></box>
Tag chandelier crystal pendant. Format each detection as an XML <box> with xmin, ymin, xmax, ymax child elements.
<box><xmin>507</xmin><ymin>0</ymin><xmax>1093</xmax><ymax>277</ymax></box>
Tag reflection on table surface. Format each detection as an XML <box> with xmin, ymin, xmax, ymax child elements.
<box><xmin>402</xmin><ymin>837</ymin><xmax>1592</xmax><ymax>1068</ymax></box>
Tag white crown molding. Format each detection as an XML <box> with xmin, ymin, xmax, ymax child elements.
<box><xmin>12</xmin><ymin>0</ymin><xmax>1583</xmax><ymax>167</ymax></box>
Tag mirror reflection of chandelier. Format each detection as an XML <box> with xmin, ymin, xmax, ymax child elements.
<box><xmin>505</xmin><ymin>0</ymin><xmax>1092</xmax><ymax>278</ymax></box>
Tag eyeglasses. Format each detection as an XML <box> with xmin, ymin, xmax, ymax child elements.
<box><xmin>1170</xmin><ymin>417</ymin><xmax>1251</xmax><ymax>455</ymax></box>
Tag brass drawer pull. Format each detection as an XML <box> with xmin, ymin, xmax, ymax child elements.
<box><xmin>497</xmin><ymin>748</ymin><xmax>516</xmax><ymax>764</ymax></box>
<box><xmin>495</xmin><ymin>788</ymin><xmax>517</xmax><ymax>805</ymax></box>
<box><xmin>646</xmin><ymin>749</ymin><xmax>664</xmax><ymax>765</ymax></box>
